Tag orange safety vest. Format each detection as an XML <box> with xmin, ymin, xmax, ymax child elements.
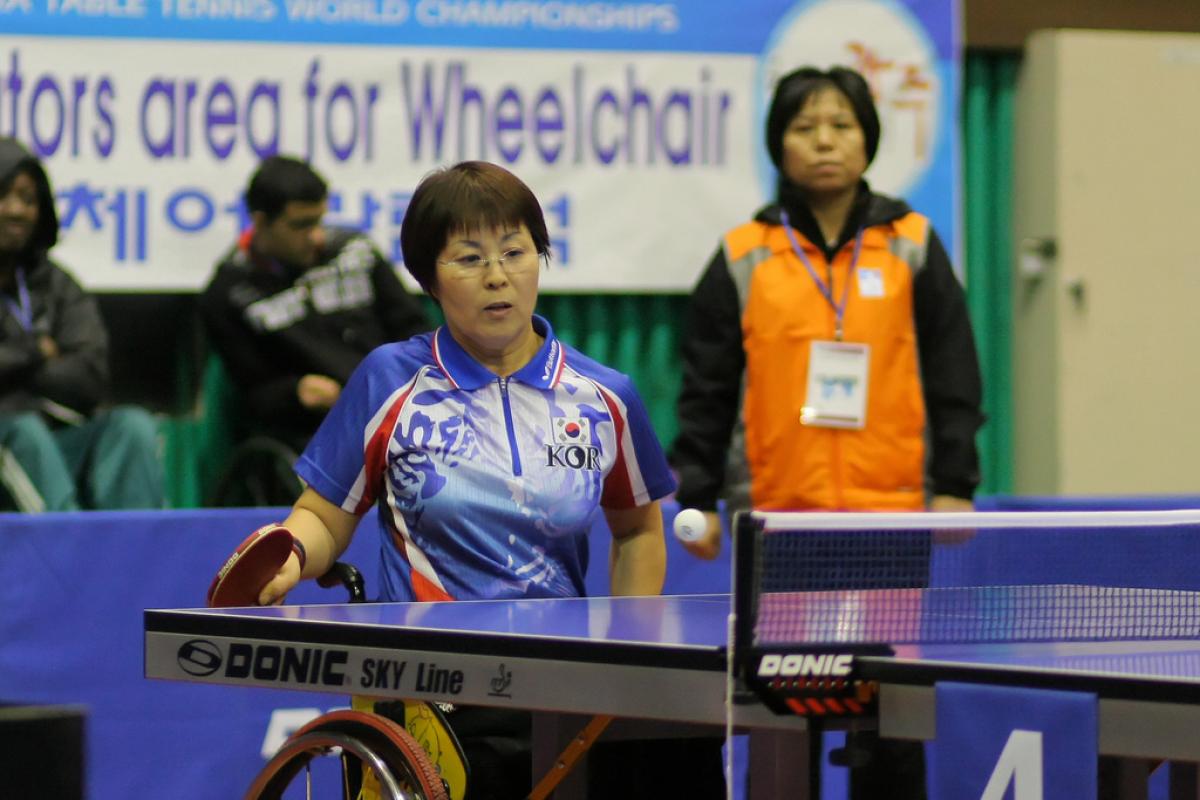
<box><xmin>724</xmin><ymin>213</ymin><xmax>932</xmax><ymax>511</ymax></box>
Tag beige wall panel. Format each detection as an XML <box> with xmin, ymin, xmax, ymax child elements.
<box><xmin>1011</xmin><ymin>31</ymin><xmax>1061</xmax><ymax>493</ymax></box>
<box><xmin>965</xmin><ymin>0</ymin><xmax>1200</xmax><ymax>51</ymax></box>
<box><xmin>1012</xmin><ymin>29</ymin><xmax>1200</xmax><ymax>494</ymax></box>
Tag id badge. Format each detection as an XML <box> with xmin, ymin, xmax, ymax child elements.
<box><xmin>801</xmin><ymin>340</ymin><xmax>870</xmax><ymax>429</ymax></box>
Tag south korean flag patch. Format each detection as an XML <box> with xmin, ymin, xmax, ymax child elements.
<box><xmin>553</xmin><ymin>417</ymin><xmax>591</xmax><ymax>445</ymax></box>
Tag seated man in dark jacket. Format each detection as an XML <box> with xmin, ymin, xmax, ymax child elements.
<box><xmin>200</xmin><ymin>155</ymin><xmax>431</xmax><ymax>456</ymax></box>
<box><xmin>0</xmin><ymin>137</ymin><xmax>163</xmax><ymax>512</ymax></box>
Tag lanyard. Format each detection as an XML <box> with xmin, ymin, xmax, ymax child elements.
<box><xmin>780</xmin><ymin>210</ymin><xmax>863</xmax><ymax>340</ymax></box>
<box><xmin>2</xmin><ymin>267</ymin><xmax>33</xmax><ymax>332</ymax></box>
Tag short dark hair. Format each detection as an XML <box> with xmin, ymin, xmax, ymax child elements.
<box><xmin>400</xmin><ymin>161</ymin><xmax>550</xmax><ymax>295</ymax></box>
<box><xmin>244</xmin><ymin>155</ymin><xmax>328</xmax><ymax>221</ymax></box>
<box><xmin>765</xmin><ymin>66</ymin><xmax>881</xmax><ymax>170</ymax></box>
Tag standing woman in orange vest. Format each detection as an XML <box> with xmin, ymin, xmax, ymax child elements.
<box><xmin>670</xmin><ymin>65</ymin><xmax>984</xmax><ymax>797</ymax></box>
<box><xmin>672</xmin><ymin>64</ymin><xmax>983</xmax><ymax>550</ymax></box>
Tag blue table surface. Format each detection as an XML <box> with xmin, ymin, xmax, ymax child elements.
<box><xmin>157</xmin><ymin>592</ymin><xmax>1200</xmax><ymax>685</ymax></box>
<box><xmin>891</xmin><ymin>638</ymin><xmax>1200</xmax><ymax>681</ymax></box>
<box><xmin>171</xmin><ymin>593</ymin><xmax>734</xmax><ymax>650</ymax></box>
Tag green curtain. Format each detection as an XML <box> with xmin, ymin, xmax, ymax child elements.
<box><xmin>163</xmin><ymin>52</ymin><xmax>1020</xmax><ymax>507</ymax></box>
<box><xmin>535</xmin><ymin>294</ymin><xmax>689</xmax><ymax>449</ymax></box>
<box><xmin>160</xmin><ymin>353</ymin><xmax>240</xmax><ymax>508</ymax></box>
<box><xmin>962</xmin><ymin>52</ymin><xmax>1019</xmax><ymax>494</ymax></box>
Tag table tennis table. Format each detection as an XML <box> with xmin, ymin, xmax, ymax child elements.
<box><xmin>145</xmin><ymin>593</ymin><xmax>813</xmax><ymax>797</ymax></box>
<box><xmin>144</xmin><ymin>590</ymin><xmax>1200</xmax><ymax>799</ymax></box>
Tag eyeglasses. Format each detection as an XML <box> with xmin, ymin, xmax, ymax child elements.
<box><xmin>437</xmin><ymin>248</ymin><xmax>540</xmax><ymax>279</ymax></box>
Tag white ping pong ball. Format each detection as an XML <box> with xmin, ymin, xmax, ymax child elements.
<box><xmin>673</xmin><ymin>508</ymin><xmax>707</xmax><ymax>543</ymax></box>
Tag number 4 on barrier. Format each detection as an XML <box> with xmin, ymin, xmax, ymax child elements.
<box><xmin>980</xmin><ymin>730</ymin><xmax>1043</xmax><ymax>800</ymax></box>
<box><xmin>933</xmin><ymin>682</ymin><xmax>1096</xmax><ymax>800</ymax></box>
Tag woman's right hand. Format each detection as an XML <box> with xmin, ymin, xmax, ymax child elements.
<box><xmin>680</xmin><ymin>511</ymin><xmax>723</xmax><ymax>561</ymax></box>
<box><xmin>258</xmin><ymin>552</ymin><xmax>303</xmax><ymax>606</ymax></box>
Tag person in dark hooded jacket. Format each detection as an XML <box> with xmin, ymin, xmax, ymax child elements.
<box><xmin>0</xmin><ymin>137</ymin><xmax>164</xmax><ymax>512</ymax></box>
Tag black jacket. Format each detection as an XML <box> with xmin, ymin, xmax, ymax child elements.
<box><xmin>672</xmin><ymin>183</ymin><xmax>984</xmax><ymax>510</ymax></box>
<box><xmin>199</xmin><ymin>228</ymin><xmax>430</xmax><ymax>444</ymax></box>
<box><xmin>0</xmin><ymin>139</ymin><xmax>109</xmax><ymax>419</ymax></box>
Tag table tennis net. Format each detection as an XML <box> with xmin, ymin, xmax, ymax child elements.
<box><xmin>738</xmin><ymin>509</ymin><xmax>1200</xmax><ymax>646</ymax></box>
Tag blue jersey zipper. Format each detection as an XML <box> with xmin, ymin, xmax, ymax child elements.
<box><xmin>499</xmin><ymin>377</ymin><xmax>523</xmax><ymax>476</ymax></box>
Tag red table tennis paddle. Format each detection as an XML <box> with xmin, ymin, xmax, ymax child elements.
<box><xmin>207</xmin><ymin>524</ymin><xmax>300</xmax><ymax>608</ymax></box>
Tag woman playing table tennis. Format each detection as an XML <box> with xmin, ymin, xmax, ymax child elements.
<box><xmin>258</xmin><ymin>160</ymin><xmax>670</xmax><ymax>608</ymax></box>
<box><xmin>231</xmin><ymin>160</ymin><xmax>722</xmax><ymax>799</ymax></box>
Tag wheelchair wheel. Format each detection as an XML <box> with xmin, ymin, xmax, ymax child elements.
<box><xmin>244</xmin><ymin>710</ymin><xmax>449</xmax><ymax>800</ymax></box>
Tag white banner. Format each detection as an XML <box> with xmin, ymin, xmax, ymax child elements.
<box><xmin>0</xmin><ymin>0</ymin><xmax>960</xmax><ymax>292</ymax></box>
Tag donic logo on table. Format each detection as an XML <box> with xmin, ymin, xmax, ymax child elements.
<box><xmin>178</xmin><ymin>639</ymin><xmax>223</xmax><ymax>677</ymax></box>
<box><xmin>176</xmin><ymin>639</ymin><xmax>349</xmax><ymax>686</ymax></box>
<box><xmin>546</xmin><ymin>417</ymin><xmax>600</xmax><ymax>471</ymax></box>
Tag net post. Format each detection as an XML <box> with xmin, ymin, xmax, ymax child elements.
<box><xmin>731</xmin><ymin>510</ymin><xmax>764</xmax><ymax>694</ymax></box>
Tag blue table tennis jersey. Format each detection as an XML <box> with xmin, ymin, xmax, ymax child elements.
<box><xmin>297</xmin><ymin>315</ymin><xmax>676</xmax><ymax>602</ymax></box>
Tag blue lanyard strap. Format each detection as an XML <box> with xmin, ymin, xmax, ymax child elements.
<box><xmin>2</xmin><ymin>267</ymin><xmax>33</xmax><ymax>332</ymax></box>
<box><xmin>780</xmin><ymin>210</ymin><xmax>864</xmax><ymax>340</ymax></box>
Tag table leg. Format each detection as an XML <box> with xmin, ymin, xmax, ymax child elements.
<box><xmin>747</xmin><ymin>728</ymin><xmax>813</xmax><ymax>799</ymax></box>
<box><xmin>531</xmin><ymin>712</ymin><xmax>591</xmax><ymax>800</ymax></box>
<box><xmin>1101</xmin><ymin>756</ymin><xmax>1150</xmax><ymax>800</ymax></box>
<box><xmin>1169</xmin><ymin>762</ymin><xmax>1200</xmax><ymax>800</ymax></box>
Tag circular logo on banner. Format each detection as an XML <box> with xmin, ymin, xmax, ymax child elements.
<box><xmin>757</xmin><ymin>0</ymin><xmax>941</xmax><ymax>199</ymax></box>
